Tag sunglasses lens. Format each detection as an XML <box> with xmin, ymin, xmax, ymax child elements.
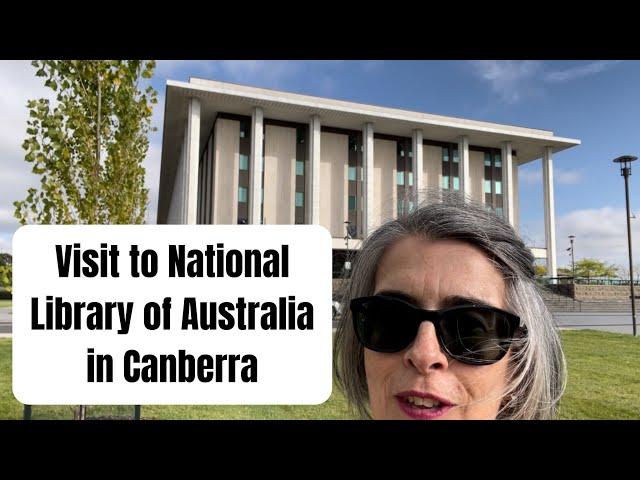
<box><xmin>440</xmin><ymin>309</ymin><xmax>516</xmax><ymax>364</ymax></box>
<box><xmin>352</xmin><ymin>297</ymin><xmax>417</xmax><ymax>353</ymax></box>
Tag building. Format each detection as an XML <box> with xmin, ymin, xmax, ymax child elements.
<box><xmin>157</xmin><ymin>78</ymin><xmax>580</xmax><ymax>277</ymax></box>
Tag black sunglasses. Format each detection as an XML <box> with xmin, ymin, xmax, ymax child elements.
<box><xmin>350</xmin><ymin>295</ymin><xmax>522</xmax><ymax>365</ymax></box>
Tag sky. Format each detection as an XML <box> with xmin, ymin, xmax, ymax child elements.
<box><xmin>1</xmin><ymin>60</ymin><xmax>639</xmax><ymax>271</ymax></box>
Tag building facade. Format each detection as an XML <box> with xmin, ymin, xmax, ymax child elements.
<box><xmin>157</xmin><ymin>78</ymin><xmax>580</xmax><ymax>277</ymax></box>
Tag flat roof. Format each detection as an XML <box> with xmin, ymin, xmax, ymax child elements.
<box><xmin>158</xmin><ymin>78</ymin><xmax>581</xmax><ymax>223</ymax></box>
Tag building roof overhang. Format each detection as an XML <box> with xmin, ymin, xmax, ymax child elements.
<box><xmin>158</xmin><ymin>78</ymin><xmax>581</xmax><ymax>223</ymax></box>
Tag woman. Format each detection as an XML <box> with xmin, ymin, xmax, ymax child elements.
<box><xmin>334</xmin><ymin>191</ymin><xmax>566</xmax><ymax>420</ymax></box>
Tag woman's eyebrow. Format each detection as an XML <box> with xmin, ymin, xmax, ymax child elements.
<box><xmin>374</xmin><ymin>290</ymin><xmax>420</xmax><ymax>306</ymax></box>
<box><xmin>441</xmin><ymin>295</ymin><xmax>497</xmax><ymax>309</ymax></box>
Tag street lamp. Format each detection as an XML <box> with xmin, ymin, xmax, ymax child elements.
<box><xmin>613</xmin><ymin>155</ymin><xmax>637</xmax><ymax>336</ymax></box>
<box><xmin>344</xmin><ymin>221</ymin><xmax>352</xmax><ymax>276</ymax></box>
<box><xmin>567</xmin><ymin>235</ymin><xmax>576</xmax><ymax>281</ymax></box>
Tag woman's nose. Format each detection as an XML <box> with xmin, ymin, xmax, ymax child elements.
<box><xmin>403</xmin><ymin>321</ymin><xmax>449</xmax><ymax>374</ymax></box>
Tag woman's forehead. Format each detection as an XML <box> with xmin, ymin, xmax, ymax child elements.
<box><xmin>373</xmin><ymin>236</ymin><xmax>507</xmax><ymax>309</ymax></box>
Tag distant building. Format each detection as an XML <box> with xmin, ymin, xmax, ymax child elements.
<box><xmin>157</xmin><ymin>78</ymin><xmax>580</xmax><ymax>277</ymax></box>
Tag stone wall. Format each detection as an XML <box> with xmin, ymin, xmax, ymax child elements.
<box><xmin>573</xmin><ymin>284</ymin><xmax>633</xmax><ymax>301</ymax></box>
<box><xmin>545</xmin><ymin>283</ymin><xmax>634</xmax><ymax>300</ymax></box>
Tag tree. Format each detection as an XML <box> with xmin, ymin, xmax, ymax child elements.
<box><xmin>13</xmin><ymin>61</ymin><xmax>157</xmax><ymax>420</ymax></box>
<box><xmin>569</xmin><ymin>258</ymin><xmax>619</xmax><ymax>278</ymax></box>
<box><xmin>534</xmin><ymin>264</ymin><xmax>547</xmax><ymax>277</ymax></box>
<box><xmin>614</xmin><ymin>263</ymin><xmax>640</xmax><ymax>281</ymax></box>
<box><xmin>14</xmin><ymin>60</ymin><xmax>158</xmax><ymax>225</ymax></box>
<box><xmin>0</xmin><ymin>253</ymin><xmax>11</xmax><ymax>293</ymax></box>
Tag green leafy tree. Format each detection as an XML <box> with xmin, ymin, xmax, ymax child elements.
<box><xmin>563</xmin><ymin>258</ymin><xmax>619</xmax><ymax>278</ymax></box>
<box><xmin>0</xmin><ymin>253</ymin><xmax>11</xmax><ymax>293</ymax></box>
<box><xmin>534</xmin><ymin>264</ymin><xmax>547</xmax><ymax>277</ymax></box>
<box><xmin>13</xmin><ymin>61</ymin><xmax>157</xmax><ymax>420</ymax></box>
<box><xmin>14</xmin><ymin>60</ymin><xmax>158</xmax><ymax>225</ymax></box>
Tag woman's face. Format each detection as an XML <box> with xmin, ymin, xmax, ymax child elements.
<box><xmin>365</xmin><ymin>236</ymin><xmax>511</xmax><ymax>420</ymax></box>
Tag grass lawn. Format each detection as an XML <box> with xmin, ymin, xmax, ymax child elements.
<box><xmin>1</xmin><ymin>330</ymin><xmax>638</xmax><ymax>420</ymax></box>
<box><xmin>0</xmin><ymin>300</ymin><xmax>11</xmax><ymax>308</ymax></box>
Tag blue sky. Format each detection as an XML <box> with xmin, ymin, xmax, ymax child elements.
<box><xmin>2</xmin><ymin>60</ymin><xmax>639</xmax><ymax>270</ymax></box>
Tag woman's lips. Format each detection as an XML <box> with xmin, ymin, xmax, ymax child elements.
<box><xmin>395</xmin><ymin>390</ymin><xmax>455</xmax><ymax>420</ymax></box>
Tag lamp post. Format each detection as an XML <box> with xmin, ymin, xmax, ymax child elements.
<box><xmin>344</xmin><ymin>221</ymin><xmax>352</xmax><ymax>277</ymax></box>
<box><xmin>568</xmin><ymin>235</ymin><xmax>576</xmax><ymax>281</ymax></box>
<box><xmin>613</xmin><ymin>155</ymin><xmax>637</xmax><ymax>336</ymax></box>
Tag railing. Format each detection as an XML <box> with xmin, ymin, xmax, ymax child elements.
<box><xmin>537</xmin><ymin>276</ymin><xmax>640</xmax><ymax>286</ymax></box>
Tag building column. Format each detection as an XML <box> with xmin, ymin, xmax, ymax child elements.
<box><xmin>249</xmin><ymin>106</ymin><xmax>264</xmax><ymax>224</ymax></box>
<box><xmin>502</xmin><ymin>141</ymin><xmax>515</xmax><ymax>226</ymax></box>
<box><xmin>458</xmin><ymin>135</ymin><xmax>470</xmax><ymax>196</ymax></box>
<box><xmin>363</xmin><ymin>122</ymin><xmax>375</xmax><ymax>237</ymax></box>
<box><xmin>184</xmin><ymin>97</ymin><xmax>201</xmax><ymax>224</ymax></box>
<box><xmin>180</xmin><ymin>123</ymin><xmax>188</xmax><ymax>223</ymax></box>
<box><xmin>543</xmin><ymin>146</ymin><xmax>557</xmax><ymax>277</ymax></box>
<box><xmin>307</xmin><ymin>114</ymin><xmax>321</xmax><ymax>224</ymax></box>
<box><xmin>412</xmin><ymin>129</ymin><xmax>423</xmax><ymax>204</ymax></box>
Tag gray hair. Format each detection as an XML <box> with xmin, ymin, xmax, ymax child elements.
<box><xmin>333</xmin><ymin>189</ymin><xmax>567</xmax><ymax>420</ymax></box>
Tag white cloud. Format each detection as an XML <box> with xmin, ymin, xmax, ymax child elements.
<box><xmin>468</xmin><ymin>60</ymin><xmax>542</xmax><ymax>104</ymax></box>
<box><xmin>556</xmin><ymin>207</ymin><xmax>640</xmax><ymax>267</ymax></box>
<box><xmin>519</xmin><ymin>206</ymin><xmax>640</xmax><ymax>269</ymax></box>
<box><xmin>544</xmin><ymin>61</ymin><xmax>621</xmax><ymax>83</ymax></box>
<box><xmin>519</xmin><ymin>167</ymin><xmax>583</xmax><ymax>185</ymax></box>
<box><xmin>469</xmin><ymin>60</ymin><xmax>621</xmax><ymax>104</ymax></box>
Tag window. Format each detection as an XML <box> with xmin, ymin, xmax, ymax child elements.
<box><xmin>348</xmin><ymin>166</ymin><xmax>357</xmax><ymax>181</ymax></box>
<box><xmin>442</xmin><ymin>148</ymin><xmax>449</xmax><ymax>162</ymax></box>
<box><xmin>495</xmin><ymin>207</ymin><xmax>503</xmax><ymax>217</ymax></box>
<box><xmin>453</xmin><ymin>177</ymin><xmax>460</xmax><ymax>190</ymax></box>
<box><xmin>453</xmin><ymin>150</ymin><xmax>459</xmax><ymax>163</ymax></box>
<box><xmin>408</xmin><ymin>172</ymin><xmax>414</xmax><ymax>186</ymax></box>
<box><xmin>442</xmin><ymin>176</ymin><xmax>450</xmax><ymax>189</ymax></box>
<box><xmin>239</xmin><ymin>154</ymin><xmax>249</xmax><ymax>171</ymax></box>
<box><xmin>397</xmin><ymin>198</ymin><xmax>404</xmax><ymax>216</ymax></box>
<box><xmin>484</xmin><ymin>152</ymin><xmax>492</xmax><ymax>167</ymax></box>
<box><xmin>495</xmin><ymin>180</ymin><xmax>502</xmax><ymax>195</ymax></box>
<box><xmin>348</xmin><ymin>195</ymin><xmax>357</xmax><ymax>211</ymax></box>
<box><xmin>238</xmin><ymin>186</ymin><xmax>248</xmax><ymax>203</ymax></box>
<box><xmin>495</xmin><ymin>153</ymin><xmax>502</xmax><ymax>168</ymax></box>
<box><xmin>296</xmin><ymin>160</ymin><xmax>304</xmax><ymax>176</ymax></box>
<box><xmin>296</xmin><ymin>192</ymin><xmax>304</xmax><ymax>208</ymax></box>
<box><xmin>396</xmin><ymin>171</ymin><xmax>405</xmax><ymax>185</ymax></box>
<box><xmin>484</xmin><ymin>180</ymin><xmax>492</xmax><ymax>193</ymax></box>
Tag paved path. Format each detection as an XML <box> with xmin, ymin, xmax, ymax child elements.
<box><xmin>0</xmin><ymin>307</ymin><xmax>12</xmax><ymax>335</ymax></box>
<box><xmin>553</xmin><ymin>312</ymin><xmax>637</xmax><ymax>335</ymax></box>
